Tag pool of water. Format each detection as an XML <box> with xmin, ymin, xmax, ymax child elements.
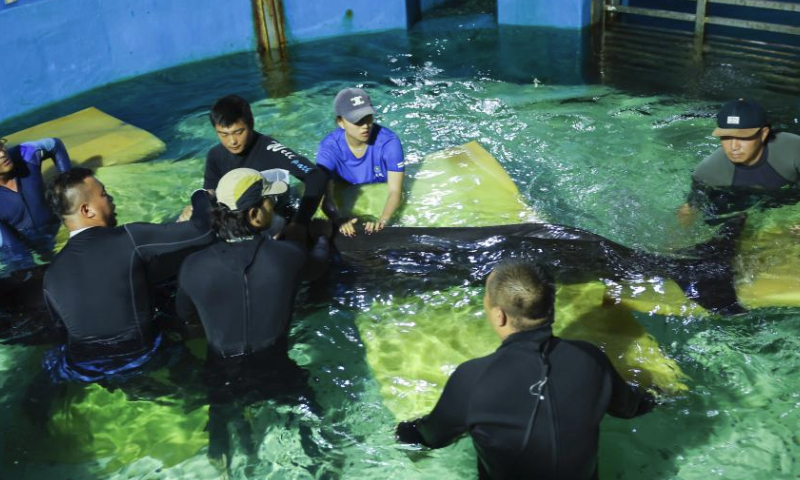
<box><xmin>2</xmin><ymin>22</ymin><xmax>800</xmax><ymax>480</ymax></box>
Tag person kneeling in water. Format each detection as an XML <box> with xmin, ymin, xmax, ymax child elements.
<box><xmin>176</xmin><ymin>168</ymin><xmax>331</xmax><ymax>466</ymax></box>
<box><xmin>317</xmin><ymin>87</ymin><xmax>405</xmax><ymax>236</ymax></box>
<box><xmin>396</xmin><ymin>260</ymin><xmax>656</xmax><ymax>480</ymax></box>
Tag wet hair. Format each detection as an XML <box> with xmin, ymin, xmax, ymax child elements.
<box><xmin>487</xmin><ymin>260</ymin><xmax>555</xmax><ymax>330</ymax></box>
<box><xmin>209</xmin><ymin>94</ymin><xmax>254</xmax><ymax>130</ymax></box>
<box><xmin>210</xmin><ymin>204</ymin><xmax>258</xmax><ymax>241</ymax></box>
<box><xmin>46</xmin><ymin>167</ymin><xmax>95</xmax><ymax>218</ymax></box>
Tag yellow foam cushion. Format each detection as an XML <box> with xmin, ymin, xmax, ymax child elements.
<box><xmin>331</xmin><ymin>141</ymin><xmax>541</xmax><ymax>227</ymax></box>
<box><xmin>5</xmin><ymin>107</ymin><xmax>166</xmax><ymax>178</ymax></box>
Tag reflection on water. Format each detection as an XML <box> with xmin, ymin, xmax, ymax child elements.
<box><xmin>2</xmin><ymin>22</ymin><xmax>800</xmax><ymax>480</ymax></box>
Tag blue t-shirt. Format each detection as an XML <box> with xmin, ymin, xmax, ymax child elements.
<box><xmin>315</xmin><ymin>124</ymin><xmax>404</xmax><ymax>185</ymax></box>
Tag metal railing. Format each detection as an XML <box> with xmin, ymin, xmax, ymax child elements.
<box><xmin>601</xmin><ymin>0</ymin><xmax>800</xmax><ymax>51</ymax></box>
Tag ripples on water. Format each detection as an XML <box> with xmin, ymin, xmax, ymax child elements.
<box><xmin>1</xmin><ymin>23</ymin><xmax>800</xmax><ymax>480</ymax></box>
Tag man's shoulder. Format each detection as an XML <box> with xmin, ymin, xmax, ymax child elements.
<box><xmin>771</xmin><ymin>132</ymin><xmax>800</xmax><ymax>152</ymax></box>
<box><xmin>206</xmin><ymin>143</ymin><xmax>230</xmax><ymax>162</ymax></box>
<box><xmin>692</xmin><ymin>147</ymin><xmax>731</xmax><ymax>184</ymax></box>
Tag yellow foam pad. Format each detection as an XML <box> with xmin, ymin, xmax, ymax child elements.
<box><xmin>331</xmin><ymin>141</ymin><xmax>541</xmax><ymax>227</ymax></box>
<box><xmin>4</xmin><ymin>107</ymin><xmax>166</xmax><ymax>178</ymax></box>
<box><xmin>360</xmin><ymin>283</ymin><xmax>687</xmax><ymax>422</ymax></box>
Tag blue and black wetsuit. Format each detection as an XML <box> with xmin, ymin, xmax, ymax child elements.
<box><xmin>0</xmin><ymin>138</ymin><xmax>71</xmax><ymax>269</ymax></box>
<box><xmin>397</xmin><ymin>325</ymin><xmax>654</xmax><ymax>480</ymax></box>
<box><xmin>42</xmin><ymin>191</ymin><xmax>214</xmax><ymax>381</ymax></box>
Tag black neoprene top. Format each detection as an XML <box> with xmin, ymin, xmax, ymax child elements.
<box><xmin>400</xmin><ymin>325</ymin><xmax>654</xmax><ymax>480</ymax></box>
<box><xmin>203</xmin><ymin>132</ymin><xmax>328</xmax><ymax>225</ymax></box>
<box><xmin>42</xmin><ymin>191</ymin><xmax>214</xmax><ymax>362</ymax></box>
<box><xmin>176</xmin><ymin>233</ymin><xmax>328</xmax><ymax>358</ymax></box>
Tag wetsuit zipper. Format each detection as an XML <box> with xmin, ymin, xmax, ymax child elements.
<box><xmin>242</xmin><ymin>272</ymin><xmax>250</xmax><ymax>356</ymax></box>
<box><xmin>547</xmin><ymin>382</ymin><xmax>558</xmax><ymax>478</ymax></box>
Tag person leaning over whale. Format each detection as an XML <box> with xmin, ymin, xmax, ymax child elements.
<box><xmin>316</xmin><ymin>87</ymin><xmax>405</xmax><ymax>237</ymax></box>
<box><xmin>179</xmin><ymin>94</ymin><xmax>328</xmax><ymax>229</ymax></box>
<box><xmin>41</xmin><ymin>167</ymin><xmax>214</xmax><ymax>381</ymax></box>
<box><xmin>175</xmin><ymin>168</ymin><xmax>331</xmax><ymax>465</ymax></box>
<box><xmin>396</xmin><ymin>260</ymin><xmax>656</xmax><ymax>480</ymax></box>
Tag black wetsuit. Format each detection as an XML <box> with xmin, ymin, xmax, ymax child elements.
<box><xmin>176</xmin><ymin>232</ymin><xmax>329</xmax><ymax>461</ymax></box>
<box><xmin>176</xmin><ymin>233</ymin><xmax>328</xmax><ymax>358</ymax></box>
<box><xmin>204</xmin><ymin>132</ymin><xmax>328</xmax><ymax>225</ymax></box>
<box><xmin>42</xmin><ymin>191</ymin><xmax>214</xmax><ymax>367</ymax></box>
<box><xmin>398</xmin><ymin>325</ymin><xmax>654</xmax><ymax>480</ymax></box>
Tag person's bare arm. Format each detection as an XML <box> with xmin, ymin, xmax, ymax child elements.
<box><xmin>365</xmin><ymin>171</ymin><xmax>403</xmax><ymax>234</ymax></box>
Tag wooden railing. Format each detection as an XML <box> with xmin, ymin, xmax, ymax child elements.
<box><xmin>601</xmin><ymin>0</ymin><xmax>800</xmax><ymax>51</ymax></box>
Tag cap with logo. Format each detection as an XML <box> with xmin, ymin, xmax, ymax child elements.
<box><xmin>712</xmin><ymin>98</ymin><xmax>768</xmax><ymax>138</ymax></box>
<box><xmin>216</xmin><ymin>168</ymin><xmax>288</xmax><ymax>212</ymax></box>
<box><xmin>334</xmin><ymin>88</ymin><xmax>376</xmax><ymax>124</ymax></box>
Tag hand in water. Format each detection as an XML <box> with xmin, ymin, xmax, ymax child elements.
<box><xmin>177</xmin><ymin>205</ymin><xmax>193</xmax><ymax>223</ymax></box>
<box><xmin>339</xmin><ymin>218</ymin><xmax>358</xmax><ymax>237</ymax></box>
<box><xmin>677</xmin><ymin>203</ymin><xmax>697</xmax><ymax>227</ymax></box>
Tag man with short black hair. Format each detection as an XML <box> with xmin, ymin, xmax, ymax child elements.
<box><xmin>0</xmin><ymin>137</ymin><xmax>72</xmax><ymax>268</ymax></box>
<box><xmin>680</xmin><ymin>99</ymin><xmax>800</xmax><ymax>222</ymax></box>
<box><xmin>42</xmin><ymin>167</ymin><xmax>214</xmax><ymax>380</ymax></box>
<box><xmin>201</xmin><ymin>94</ymin><xmax>328</xmax><ymax>226</ymax></box>
<box><xmin>397</xmin><ymin>260</ymin><xmax>655</xmax><ymax>480</ymax></box>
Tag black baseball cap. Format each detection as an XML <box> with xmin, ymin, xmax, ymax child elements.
<box><xmin>712</xmin><ymin>99</ymin><xmax>767</xmax><ymax>138</ymax></box>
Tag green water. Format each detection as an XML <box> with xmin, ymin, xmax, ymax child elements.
<box><xmin>2</xmin><ymin>24</ymin><xmax>800</xmax><ymax>480</ymax></box>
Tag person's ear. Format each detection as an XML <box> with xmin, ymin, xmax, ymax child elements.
<box><xmin>761</xmin><ymin>127</ymin><xmax>770</xmax><ymax>142</ymax></box>
<box><xmin>489</xmin><ymin>305</ymin><xmax>507</xmax><ymax>329</ymax></box>
<box><xmin>247</xmin><ymin>206</ymin><xmax>261</xmax><ymax>227</ymax></box>
<box><xmin>79</xmin><ymin>202</ymin><xmax>93</xmax><ymax>219</ymax></box>
<box><xmin>336</xmin><ymin>117</ymin><xmax>345</xmax><ymax>129</ymax></box>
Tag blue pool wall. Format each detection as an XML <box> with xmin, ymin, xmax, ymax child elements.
<box><xmin>498</xmin><ymin>0</ymin><xmax>593</xmax><ymax>29</ymax></box>
<box><xmin>3</xmin><ymin>0</ymin><xmax>600</xmax><ymax>124</ymax></box>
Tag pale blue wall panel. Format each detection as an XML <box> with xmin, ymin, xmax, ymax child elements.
<box><xmin>0</xmin><ymin>0</ymin><xmax>254</xmax><ymax>123</ymax></box>
<box><xmin>497</xmin><ymin>0</ymin><xmax>592</xmax><ymax>29</ymax></box>
<box><xmin>282</xmin><ymin>0</ymin><xmax>408</xmax><ymax>42</ymax></box>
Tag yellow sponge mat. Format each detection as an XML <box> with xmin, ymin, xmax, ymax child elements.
<box><xmin>5</xmin><ymin>107</ymin><xmax>166</xmax><ymax>178</ymax></box>
<box><xmin>332</xmin><ymin>141</ymin><xmax>541</xmax><ymax>227</ymax></box>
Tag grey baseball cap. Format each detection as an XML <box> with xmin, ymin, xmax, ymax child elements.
<box><xmin>334</xmin><ymin>88</ymin><xmax>376</xmax><ymax>123</ymax></box>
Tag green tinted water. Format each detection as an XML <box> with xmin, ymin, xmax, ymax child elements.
<box><xmin>2</xmin><ymin>24</ymin><xmax>800</xmax><ymax>480</ymax></box>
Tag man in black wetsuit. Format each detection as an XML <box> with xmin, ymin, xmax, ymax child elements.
<box><xmin>176</xmin><ymin>167</ymin><xmax>331</xmax><ymax>466</ymax></box>
<box><xmin>182</xmin><ymin>94</ymin><xmax>328</xmax><ymax>227</ymax></box>
<box><xmin>396</xmin><ymin>260</ymin><xmax>655</xmax><ymax>480</ymax></box>
<box><xmin>42</xmin><ymin>167</ymin><xmax>214</xmax><ymax>380</ymax></box>
<box><xmin>679</xmin><ymin>99</ymin><xmax>800</xmax><ymax>223</ymax></box>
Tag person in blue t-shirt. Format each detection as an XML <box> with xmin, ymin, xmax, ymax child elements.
<box><xmin>316</xmin><ymin>88</ymin><xmax>405</xmax><ymax>236</ymax></box>
<box><xmin>0</xmin><ymin>136</ymin><xmax>71</xmax><ymax>269</ymax></box>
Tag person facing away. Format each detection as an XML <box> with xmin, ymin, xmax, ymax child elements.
<box><xmin>198</xmin><ymin>94</ymin><xmax>328</xmax><ymax>227</ymax></box>
<box><xmin>316</xmin><ymin>87</ymin><xmax>405</xmax><ymax>237</ymax></box>
<box><xmin>42</xmin><ymin>167</ymin><xmax>215</xmax><ymax>381</ymax></box>
<box><xmin>0</xmin><ymin>136</ymin><xmax>72</xmax><ymax>269</ymax></box>
<box><xmin>679</xmin><ymin>98</ymin><xmax>800</xmax><ymax>223</ymax></box>
<box><xmin>396</xmin><ymin>260</ymin><xmax>656</xmax><ymax>480</ymax></box>
<box><xmin>175</xmin><ymin>167</ymin><xmax>331</xmax><ymax>465</ymax></box>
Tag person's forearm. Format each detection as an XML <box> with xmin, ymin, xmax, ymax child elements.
<box><xmin>52</xmin><ymin>138</ymin><xmax>72</xmax><ymax>173</ymax></box>
<box><xmin>293</xmin><ymin>170</ymin><xmax>328</xmax><ymax>225</ymax></box>
<box><xmin>378</xmin><ymin>190</ymin><xmax>402</xmax><ymax>223</ymax></box>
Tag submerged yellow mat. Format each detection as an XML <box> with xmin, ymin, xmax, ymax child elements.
<box><xmin>4</xmin><ymin>107</ymin><xmax>166</xmax><ymax>178</ymax></box>
<box><xmin>333</xmin><ymin>141</ymin><xmax>541</xmax><ymax>227</ymax></box>
<box><xmin>348</xmin><ymin>142</ymin><xmax>687</xmax><ymax>420</ymax></box>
